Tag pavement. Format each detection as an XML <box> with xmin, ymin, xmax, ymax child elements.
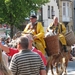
<box><xmin>48</xmin><ymin>57</ymin><xmax>75</xmax><ymax>75</ymax></box>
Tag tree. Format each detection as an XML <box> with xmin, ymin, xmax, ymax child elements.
<box><xmin>0</xmin><ymin>0</ymin><xmax>49</xmax><ymax>38</ymax></box>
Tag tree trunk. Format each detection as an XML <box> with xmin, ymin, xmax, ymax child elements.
<box><xmin>10</xmin><ymin>25</ymin><xmax>13</xmax><ymax>38</ymax></box>
<box><xmin>9</xmin><ymin>13</ymin><xmax>14</xmax><ymax>38</ymax></box>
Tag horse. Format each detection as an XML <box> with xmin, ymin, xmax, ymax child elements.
<box><xmin>45</xmin><ymin>31</ymin><xmax>71</xmax><ymax>75</ymax></box>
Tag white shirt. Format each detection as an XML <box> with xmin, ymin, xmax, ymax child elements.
<box><xmin>2</xmin><ymin>51</ymin><xmax>8</xmax><ymax>66</ymax></box>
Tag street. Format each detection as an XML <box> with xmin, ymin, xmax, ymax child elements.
<box><xmin>48</xmin><ymin>57</ymin><xmax>75</xmax><ymax>75</ymax></box>
<box><xmin>66</xmin><ymin>57</ymin><xmax>75</xmax><ymax>75</ymax></box>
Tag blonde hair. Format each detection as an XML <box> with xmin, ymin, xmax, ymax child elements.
<box><xmin>0</xmin><ymin>49</ymin><xmax>13</xmax><ymax>75</ymax></box>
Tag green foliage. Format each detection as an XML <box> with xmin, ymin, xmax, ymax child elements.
<box><xmin>0</xmin><ymin>0</ymin><xmax>49</xmax><ymax>37</ymax></box>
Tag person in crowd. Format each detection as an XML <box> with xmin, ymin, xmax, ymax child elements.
<box><xmin>0</xmin><ymin>37</ymin><xmax>5</xmax><ymax>45</ymax></box>
<box><xmin>22</xmin><ymin>15</ymin><xmax>46</xmax><ymax>55</ymax></box>
<box><xmin>9</xmin><ymin>36</ymin><xmax>46</xmax><ymax>75</ymax></box>
<box><xmin>24</xmin><ymin>34</ymin><xmax>47</xmax><ymax>66</ymax></box>
<box><xmin>0</xmin><ymin>34</ymin><xmax>47</xmax><ymax>66</ymax></box>
<box><xmin>5</xmin><ymin>37</ymin><xmax>11</xmax><ymax>46</ymax></box>
<box><xmin>0</xmin><ymin>37</ymin><xmax>8</xmax><ymax>66</ymax></box>
<box><xmin>2</xmin><ymin>51</ymin><xmax>8</xmax><ymax>66</ymax></box>
<box><xmin>47</xmin><ymin>16</ymin><xmax>68</xmax><ymax>52</ymax></box>
<box><xmin>0</xmin><ymin>49</ymin><xmax>13</xmax><ymax>75</ymax></box>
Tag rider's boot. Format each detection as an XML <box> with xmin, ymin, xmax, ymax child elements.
<box><xmin>63</xmin><ymin>45</ymin><xmax>68</xmax><ymax>52</ymax></box>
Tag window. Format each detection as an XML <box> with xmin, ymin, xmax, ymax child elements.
<box><xmin>48</xmin><ymin>5</ymin><xmax>50</xmax><ymax>19</ymax></box>
<box><xmin>51</xmin><ymin>6</ymin><xmax>54</xmax><ymax>19</ymax></box>
<box><xmin>48</xmin><ymin>5</ymin><xmax>55</xmax><ymax>19</ymax></box>
<box><xmin>63</xmin><ymin>3</ymin><xmax>66</xmax><ymax>16</ymax></box>
<box><xmin>63</xmin><ymin>2</ymin><xmax>65</xmax><ymax>6</ymax></box>
<box><xmin>62</xmin><ymin>1</ymin><xmax>70</xmax><ymax>17</ymax></box>
<box><xmin>67</xmin><ymin>2</ymin><xmax>69</xmax><ymax>16</ymax></box>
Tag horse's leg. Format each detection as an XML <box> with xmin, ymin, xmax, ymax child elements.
<box><xmin>60</xmin><ymin>62</ymin><xmax>64</xmax><ymax>75</ymax></box>
<box><xmin>46</xmin><ymin>56</ymin><xmax>54</xmax><ymax>75</ymax></box>
<box><xmin>59</xmin><ymin>57</ymin><xmax>65</xmax><ymax>75</ymax></box>
<box><xmin>50</xmin><ymin>56</ymin><xmax>54</xmax><ymax>75</ymax></box>
<box><xmin>50</xmin><ymin>64</ymin><xmax>54</xmax><ymax>75</ymax></box>
<box><xmin>59</xmin><ymin>54</ymin><xmax>64</xmax><ymax>75</ymax></box>
<box><xmin>55</xmin><ymin>62</ymin><xmax>59</xmax><ymax>75</ymax></box>
<box><xmin>59</xmin><ymin>43</ymin><xmax>67</xmax><ymax>74</ymax></box>
<box><xmin>46</xmin><ymin>57</ymin><xmax>50</xmax><ymax>73</ymax></box>
<box><xmin>60</xmin><ymin>53</ymin><xmax>68</xmax><ymax>75</ymax></box>
<box><xmin>63</xmin><ymin>46</ymin><xmax>71</xmax><ymax>75</ymax></box>
<box><xmin>55</xmin><ymin>55</ymin><xmax>63</xmax><ymax>75</ymax></box>
<box><xmin>64</xmin><ymin>53</ymin><xmax>69</xmax><ymax>75</ymax></box>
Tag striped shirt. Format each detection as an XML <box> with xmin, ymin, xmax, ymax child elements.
<box><xmin>9</xmin><ymin>49</ymin><xmax>45</xmax><ymax>75</ymax></box>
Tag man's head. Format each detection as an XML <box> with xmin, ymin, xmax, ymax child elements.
<box><xmin>23</xmin><ymin>34</ymin><xmax>33</xmax><ymax>49</ymax></box>
<box><xmin>17</xmin><ymin>36</ymin><xmax>29</xmax><ymax>50</ymax></box>
<box><xmin>30</xmin><ymin>15</ymin><xmax>37</xmax><ymax>23</ymax></box>
<box><xmin>53</xmin><ymin>16</ymin><xmax>58</xmax><ymax>24</ymax></box>
<box><xmin>24</xmin><ymin>34</ymin><xmax>33</xmax><ymax>42</ymax></box>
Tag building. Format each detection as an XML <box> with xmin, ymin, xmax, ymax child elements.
<box><xmin>37</xmin><ymin>0</ymin><xmax>73</xmax><ymax>32</ymax></box>
<box><xmin>37</xmin><ymin>0</ymin><xmax>59</xmax><ymax>31</ymax></box>
<box><xmin>56</xmin><ymin>0</ymin><xmax>73</xmax><ymax>32</ymax></box>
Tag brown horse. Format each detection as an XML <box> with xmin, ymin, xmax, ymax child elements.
<box><xmin>46</xmin><ymin>41</ymin><xmax>71</xmax><ymax>75</ymax></box>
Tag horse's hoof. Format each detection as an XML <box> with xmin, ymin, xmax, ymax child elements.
<box><xmin>64</xmin><ymin>74</ymin><xmax>67</xmax><ymax>75</ymax></box>
<box><xmin>56</xmin><ymin>73</ymin><xmax>59</xmax><ymax>75</ymax></box>
<box><xmin>59</xmin><ymin>72</ymin><xmax>62</xmax><ymax>75</ymax></box>
<box><xmin>62</xmin><ymin>72</ymin><xmax>67</xmax><ymax>75</ymax></box>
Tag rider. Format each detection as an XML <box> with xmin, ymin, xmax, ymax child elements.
<box><xmin>47</xmin><ymin>16</ymin><xmax>68</xmax><ymax>52</ymax></box>
<box><xmin>22</xmin><ymin>15</ymin><xmax>46</xmax><ymax>55</ymax></box>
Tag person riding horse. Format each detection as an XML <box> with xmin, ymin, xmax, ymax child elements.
<box><xmin>22</xmin><ymin>15</ymin><xmax>46</xmax><ymax>55</ymax></box>
<box><xmin>47</xmin><ymin>16</ymin><xmax>68</xmax><ymax>52</ymax></box>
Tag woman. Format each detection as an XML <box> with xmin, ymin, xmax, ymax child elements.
<box><xmin>0</xmin><ymin>49</ymin><xmax>13</xmax><ymax>75</ymax></box>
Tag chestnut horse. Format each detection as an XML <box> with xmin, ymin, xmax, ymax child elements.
<box><xmin>45</xmin><ymin>31</ymin><xmax>71</xmax><ymax>75</ymax></box>
<box><xmin>46</xmin><ymin>41</ymin><xmax>71</xmax><ymax>75</ymax></box>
